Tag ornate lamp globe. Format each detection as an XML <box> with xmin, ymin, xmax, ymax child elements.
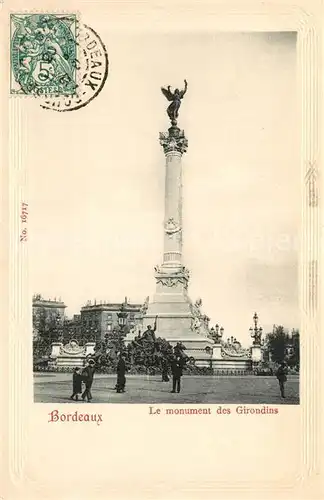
<box><xmin>117</xmin><ymin>303</ymin><xmax>128</xmax><ymax>327</ymax></box>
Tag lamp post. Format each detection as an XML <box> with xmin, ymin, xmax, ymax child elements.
<box><xmin>56</xmin><ymin>316</ymin><xmax>64</xmax><ymax>343</ymax></box>
<box><xmin>117</xmin><ymin>303</ymin><xmax>128</xmax><ymax>330</ymax></box>
<box><xmin>116</xmin><ymin>302</ymin><xmax>129</xmax><ymax>352</ymax></box>
<box><xmin>249</xmin><ymin>312</ymin><xmax>263</xmax><ymax>367</ymax></box>
<box><xmin>249</xmin><ymin>312</ymin><xmax>263</xmax><ymax>346</ymax></box>
<box><xmin>210</xmin><ymin>324</ymin><xmax>224</xmax><ymax>363</ymax></box>
<box><xmin>88</xmin><ymin>326</ymin><xmax>99</xmax><ymax>343</ymax></box>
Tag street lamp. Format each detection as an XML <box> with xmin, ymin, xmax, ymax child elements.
<box><xmin>210</xmin><ymin>324</ymin><xmax>224</xmax><ymax>343</ymax></box>
<box><xmin>250</xmin><ymin>312</ymin><xmax>263</xmax><ymax>345</ymax></box>
<box><xmin>117</xmin><ymin>302</ymin><xmax>129</xmax><ymax>351</ymax></box>
<box><xmin>55</xmin><ymin>316</ymin><xmax>64</xmax><ymax>343</ymax></box>
<box><xmin>117</xmin><ymin>302</ymin><xmax>128</xmax><ymax>329</ymax></box>
<box><xmin>89</xmin><ymin>326</ymin><xmax>98</xmax><ymax>342</ymax></box>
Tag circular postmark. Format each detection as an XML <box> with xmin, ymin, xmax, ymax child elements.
<box><xmin>41</xmin><ymin>23</ymin><xmax>109</xmax><ymax>111</ymax></box>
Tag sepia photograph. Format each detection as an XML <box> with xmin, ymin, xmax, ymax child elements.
<box><xmin>5</xmin><ymin>0</ymin><xmax>324</xmax><ymax>497</ymax></box>
<box><xmin>29</xmin><ymin>29</ymin><xmax>300</xmax><ymax>405</ymax></box>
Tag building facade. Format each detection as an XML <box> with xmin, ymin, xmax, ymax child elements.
<box><xmin>32</xmin><ymin>294</ymin><xmax>67</xmax><ymax>340</ymax></box>
<box><xmin>80</xmin><ymin>297</ymin><xmax>142</xmax><ymax>343</ymax></box>
<box><xmin>33</xmin><ymin>294</ymin><xmax>143</xmax><ymax>345</ymax></box>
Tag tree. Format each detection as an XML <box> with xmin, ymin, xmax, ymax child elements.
<box><xmin>265</xmin><ymin>325</ymin><xmax>289</xmax><ymax>364</ymax></box>
<box><xmin>287</xmin><ymin>329</ymin><xmax>300</xmax><ymax>370</ymax></box>
<box><xmin>33</xmin><ymin>308</ymin><xmax>62</xmax><ymax>360</ymax></box>
<box><xmin>264</xmin><ymin>325</ymin><xmax>300</xmax><ymax>368</ymax></box>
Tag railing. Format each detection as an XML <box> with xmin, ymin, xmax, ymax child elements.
<box><xmin>213</xmin><ymin>369</ymin><xmax>254</xmax><ymax>376</ymax></box>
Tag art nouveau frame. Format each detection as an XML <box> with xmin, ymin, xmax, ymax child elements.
<box><xmin>1</xmin><ymin>0</ymin><xmax>322</xmax><ymax>497</ymax></box>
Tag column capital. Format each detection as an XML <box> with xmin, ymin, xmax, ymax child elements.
<box><xmin>159</xmin><ymin>126</ymin><xmax>188</xmax><ymax>155</ymax></box>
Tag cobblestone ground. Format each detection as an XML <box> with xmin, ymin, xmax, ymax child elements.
<box><xmin>34</xmin><ymin>373</ymin><xmax>299</xmax><ymax>404</ymax></box>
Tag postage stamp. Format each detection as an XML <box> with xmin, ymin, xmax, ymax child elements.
<box><xmin>10</xmin><ymin>13</ymin><xmax>77</xmax><ymax>96</ymax></box>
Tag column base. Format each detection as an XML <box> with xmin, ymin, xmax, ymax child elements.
<box><xmin>137</xmin><ymin>267</ymin><xmax>214</xmax><ymax>359</ymax></box>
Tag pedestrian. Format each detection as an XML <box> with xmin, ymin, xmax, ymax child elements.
<box><xmin>161</xmin><ymin>357</ymin><xmax>169</xmax><ymax>382</ymax></box>
<box><xmin>276</xmin><ymin>360</ymin><xmax>288</xmax><ymax>398</ymax></box>
<box><xmin>81</xmin><ymin>358</ymin><xmax>96</xmax><ymax>402</ymax></box>
<box><xmin>70</xmin><ymin>367</ymin><xmax>82</xmax><ymax>401</ymax></box>
<box><xmin>116</xmin><ymin>352</ymin><xmax>126</xmax><ymax>393</ymax></box>
<box><xmin>171</xmin><ymin>355</ymin><xmax>183</xmax><ymax>393</ymax></box>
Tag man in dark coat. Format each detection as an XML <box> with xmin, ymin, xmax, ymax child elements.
<box><xmin>276</xmin><ymin>360</ymin><xmax>288</xmax><ymax>398</ymax></box>
<box><xmin>116</xmin><ymin>353</ymin><xmax>126</xmax><ymax>393</ymax></box>
<box><xmin>174</xmin><ymin>342</ymin><xmax>186</xmax><ymax>357</ymax></box>
<box><xmin>171</xmin><ymin>355</ymin><xmax>183</xmax><ymax>393</ymax></box>
<box><xmin>70</xmin><ymin>367</ymin><xmax>82</xmax><ymax>401</ymax></box>
<box><xmin>81</xmin><ymin>358</ymin><xmax>96</xmax><ymax>402</ymax></box>
<box><xmin>161</xmin><ymin>357</ymin><xmax>169</xmax><ymax>382</ymax></box>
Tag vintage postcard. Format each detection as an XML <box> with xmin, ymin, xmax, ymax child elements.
<box><xmin>1</xmin><ymin>0</ymin><xmax>323</xmax><ymax>498</ymax></box>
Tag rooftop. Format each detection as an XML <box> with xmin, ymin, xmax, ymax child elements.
<box><xmin>32</xmin><ymin>295</ymin><xmax>66</xmax><ymax>308</ymax></box>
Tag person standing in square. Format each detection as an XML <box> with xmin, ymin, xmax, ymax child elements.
<box><xmin>70</xmin><ymin>367</ymin><xmax>82</xmax><ymax>401</ymax></box>
<box><xmin>171</xmin><ymin>354</ymin><xmax>183</xmax><ymax>393</ymax></box>
<box><xmin>276</xmin><ymin>360</ymin><xmax>288</xmax><ymax>398</ymax></box>
<box><xmin>116</xmin><ymin>352</ymin><xmax>126</xmax><ymax>393</ymax></box>
<box><xmin>81</xmin><ymin>358</ymin><xmax>96</xmax><ymax>402</ymax></box>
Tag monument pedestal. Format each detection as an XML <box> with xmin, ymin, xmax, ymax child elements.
<box><xmin>251</xmin><ymin>345</ymin><xmax>262</xmax><ymax>363</ymax></box>
<box><xmin>212</xmin><ymin>343</ymin><xmax>222</xmax><ymax>360</ymax></box>
<box><xmin>51</xmin><ymin>342</ymin><xmax>63</xmax><ymax>357</ymax></box>
<box><xmin>143</xmin><ymin>266</ymin><xmax>214</xmax><ymax>358</ymax></box>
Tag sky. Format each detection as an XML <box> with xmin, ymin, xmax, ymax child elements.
<box><xmin>28</xmin><ymin>31</ymin><xmax>298</xmax><ymax>344</ymax></box>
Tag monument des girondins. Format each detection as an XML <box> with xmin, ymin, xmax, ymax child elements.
<box><xmin>127</xmin><ymin>81</ymin><xmax>216</xmax><ymax>362</ymax></box>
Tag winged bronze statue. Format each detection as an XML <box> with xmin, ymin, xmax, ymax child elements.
<box><xmin>161</xmin><ymin>79</ymin><xmax>188</xmax><ymax>126</ymax></box>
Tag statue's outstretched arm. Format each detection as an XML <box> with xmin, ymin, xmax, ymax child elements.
<box><xmin>180</xmin><ymin>79</ymin><xmax>188</xmax><ymax>98</ymax></box>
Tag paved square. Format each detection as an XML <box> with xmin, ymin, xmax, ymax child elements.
<box><xmin>34</xmin><ymin>373</ymin><xmax>299</xmax><ymax>404</ymax></box>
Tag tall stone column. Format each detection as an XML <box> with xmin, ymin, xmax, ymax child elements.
<box><xmin>160</xmin><ymin>126</ymin><xmax>187</xmax><ymax>269</ymax></box>
<box><xmin>153</xmin><ymin>126</ymin><xmax>190</xmax><ymax>302</ymax></box>
<box><xmin>142</xmin><ymin>124</ymin><xmax>208</xmax><ymax>349</ymax></box>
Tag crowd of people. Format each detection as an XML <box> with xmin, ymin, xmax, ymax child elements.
<box><xmin>70</xmin><ymin>344</ymin><xmax>188</xmax><ymax>401</ymax></box>
<box><xmin>69</xmin><ymin>319</ymin><xmax>290</xmax><ymax>402</ymax></box>
<box><xmin>70</xmin><ymin>355</ymin><xmax>289</xmax><ymax>401</ymax></box>
<box><xmin>70</xmin><ymin>319</ymin><xmax>189</xmax><ymax>401</ymax></box>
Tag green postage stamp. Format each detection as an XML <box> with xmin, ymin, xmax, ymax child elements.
<box><xmin>10</xmin><ymin>13</ymin><xmax>77</xmax><ymax>95</ymax></box>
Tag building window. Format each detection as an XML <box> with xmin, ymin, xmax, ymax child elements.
<box><xmin>107</xmin><ymin>324</ymin><xmax>112</xmax><ymax>332</ymax></box>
